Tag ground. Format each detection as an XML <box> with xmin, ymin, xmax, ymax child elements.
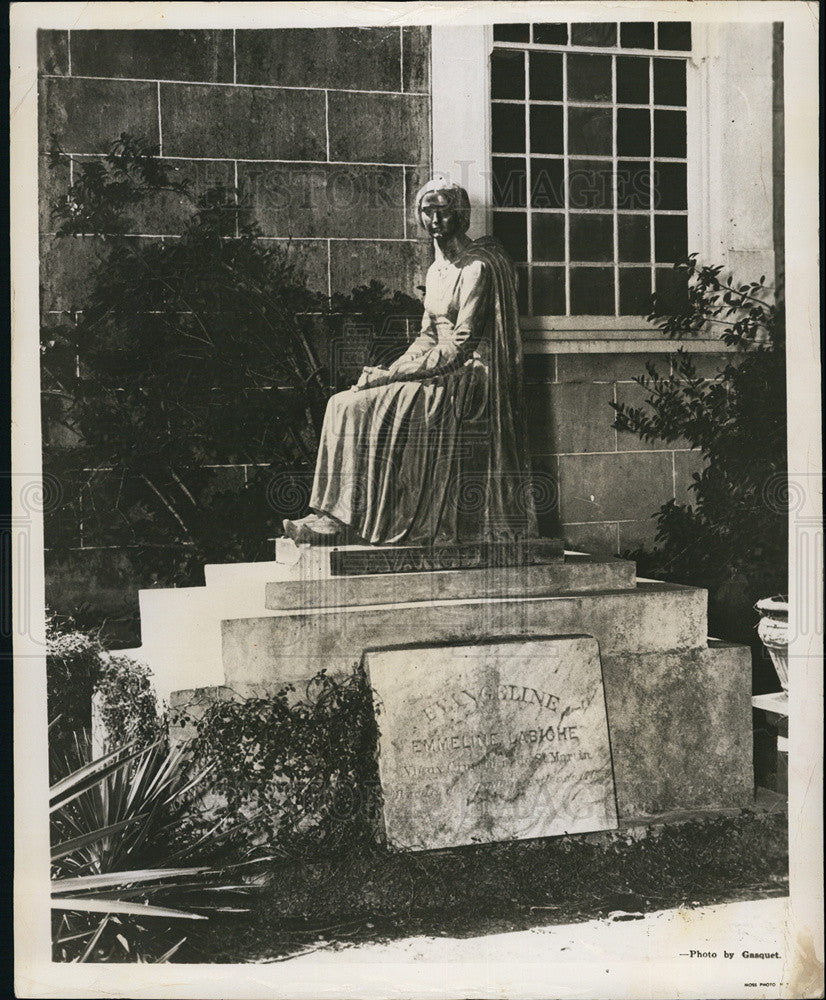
<box><xmin>175</xmin><ymin>800</ymin><xmax>788</xmax><ymax>964</ymax></box>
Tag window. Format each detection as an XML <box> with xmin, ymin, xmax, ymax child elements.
<box><xmin>489</xmin><ymin>22</ymin><xmax>691</xmax><ymax>318</ymax></box>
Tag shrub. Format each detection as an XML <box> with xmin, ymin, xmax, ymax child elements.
<box><xmin>46</xmin><ymin>615</ymin><xmax>105</xmax><ymax>774</ymax></box>
<box><xmin>42</xmin><ymin>134</ymin><xmax>424</xmax><ymax>586</ymax></box>
<box><xmin>612</xmin><ymin>257</ymin><xmax>786</xmax><ymax>653</ymax></box>
<box><xmin>95</xmin><ymin>653</ymin><xmax>166</xmax><ymax>751</ymax></box>
<box><xmin>43</xmin><ymin>137</ymin><xmax>328</xmax><ymax>567</ymax></box>
<box><xmin>182</xmin><ymin>665</ymin><xmax>382</xmax><ymax>859</ymax></box>
<box><xmin>47</xmin><ymin>615</ymin><xmax>164</xmax><ymax>776</ymax></box>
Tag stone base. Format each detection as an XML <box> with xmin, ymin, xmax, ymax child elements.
<box><xmin>224</xmin><ymin>581</ymin><xmax>707</xmax><ymax>687</ymax></box>
<box><xmin>136</xmin><ymin>543</ymin><xmax>754</xmax><ymax>835</ymax></box>
<box><xmin>602</xmin><ymin>641</ymin><xmax>753</xmax><ymax>815</ymax></box>
<box><xmin>330</xmin><ymin>538</ymin><xmax>565</xmax><ymax>576</ymax></box>
<box><xmin>268</xmin><ymin>537</ymin><xmax>565</xmax><ymax>577</ymax></box>
<box><xmin>265</xmin><ymin>552</ymin><xmax>636</xmax><ymax>611</ymax></box>
<box><xmin>170</xmin><ymin>639</ymin><xmax>752</xmax><ymax>821</ymax></box>
<box><xmin>139</xmin><ymin>549</ymin><xmax>637</xmax><ymax>703</ymax></box>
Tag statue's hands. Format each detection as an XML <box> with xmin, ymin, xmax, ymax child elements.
<box><xmin>353</xmin><ymin>365</ymin><xmax>389</xmax><ymax>391</ymax></box>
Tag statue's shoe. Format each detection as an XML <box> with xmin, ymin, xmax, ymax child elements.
<box><xmin>283</xmin><ymin>513</ymin><xmax>351</xmax><ymax>545</ymax></box>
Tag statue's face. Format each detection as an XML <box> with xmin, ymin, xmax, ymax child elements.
<box><xmin>420</xmin><ymin>191</ymin><xmax>462</xmax><ymax>239</ymax></box>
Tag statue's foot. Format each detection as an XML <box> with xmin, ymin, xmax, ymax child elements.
<box><xmin>283</xmin><ymin>513</ymin><xmax>351</xmax><ymax>546</ymax></box>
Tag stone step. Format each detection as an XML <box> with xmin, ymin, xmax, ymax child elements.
<box><xmin>268</xmin><ymin>536</ymin><xmax>565</xmax><ymax>578</ymax></box>
<box><xmin>264</xmin><ymin>554</ymin><xmax>637</xmax><ymax>610</ymax></box>
<box><xmin>143</xmin><ymin>554</ymin><xmax>637</xmax><ymax>703</ymax></box>
<box><xmin>222</xmin><ymin>581</ymin><xmax>708</xmax><ymax>688</ymax></box>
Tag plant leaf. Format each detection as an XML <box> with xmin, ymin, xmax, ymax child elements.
<box><xmin>51</xmin><ymin>896</ymin><xmax>208</xmax><ymax>920</ymax></box>
<box><xmin>51</xmin><ymin>814</ymin><xmax>150</xmax><ymax>862</ymax></box>
<box><xmin>50</xmin><ymin>739</ymin><xmax>141</xmax><ymax>800</ymax></box>
<box><xmin>155</xmin><ymin>937</ymin><xmax>187</xmax><ymax>962</ymax></box>
<box><xmin>52</xmin><ymin>866</ymin><xmax>211</xmax><ymax>893</ymax></box>
<box><xmin>77</xmin><ymin>915</ymin><xmax>110</xmax><ymax>963</ymax></box>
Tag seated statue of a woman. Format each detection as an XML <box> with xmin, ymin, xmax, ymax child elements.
<box><xmin>284</xmin><ymin>177</ymin><xmax>538</xmax><ymax>546</ymax></box>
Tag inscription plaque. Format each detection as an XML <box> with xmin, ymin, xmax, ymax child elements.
<box><xmin>329</xmin><ymin>538</ymin><xmax>564</xmax><ymax>577</ymax></box>
<box><xmin>365</xmin><ymin>636</ymin><xmax>618</xmax><ymax>851</ymax></box>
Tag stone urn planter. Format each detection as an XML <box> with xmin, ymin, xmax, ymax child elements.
<box><xmin>756</xmin><ymin>596</ymin><xmax>789</xmax><ymax>691</ymax></box>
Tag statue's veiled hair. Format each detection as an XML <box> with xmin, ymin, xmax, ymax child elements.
<box><xmin>414</xmin><ymin>177</ymin><xmax>472</xmax><ymax>234</ymax></box>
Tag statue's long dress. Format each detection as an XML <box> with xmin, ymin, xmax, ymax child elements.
<box><xmin>309</xmin><ymin>238</ymin><xmax>538</xmax><ymax>544</ymax></box>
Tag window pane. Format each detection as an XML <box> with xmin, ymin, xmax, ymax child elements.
<box><xmin>653</xmin><ymin>58</ymin><xmax>686</xmax><ymax>105</ymax></box>
<box><xmin>620</xmin><ymin>22</ymin><xmax>655</xmax><ymax>49</ymax></box>
<box><xmin>567</xmin><ymin>53</ymin><xmax>612</xmax><ymax>101</ymax></box>
<box><xmin>492</xmin><ymin>211</ymin><xmax>528</xmax><ymax>262</ymax></box>
<box><xmin>657</xmin><ymin>22</ymin><xmax>692</xmax><ymax>51</ymax></box>
<box><xmin>570</xmin><ymin>23</ymin><xmax>617</xmax><ymax>47</ymax></box>
<box><xmin>653</xmin><ymin>161</ymin><xmax>687</xmax><ymax>210</ymax></box>
<box><xmin>617</xmin><ymin>161</ymin><xmax>652</xmax><ymax>209</ymax></box>
<box><xmin>654</xmin><ymin>214</ymin><xmax>687</xmax><ymax>263</ymax></box>
<box><xmin>569</xmin><ymin>159</ymin><xmax>614</xmax><ymax>209</ymax></box>
<box><xmin>515</xmin><ymin>265</ymin><xmax>529</xmax><ymax>314</ymax></box>
<box><xmin>618</xmin><ymin>214</ymin><xmax>651</xmax><ymax>262</ymax></box>
<box><xmin>616</xmin><ymin>56</ymin><xmax>649</xmax><ymax>103</ymax></box>
<box><xmin>570</xmin><ymin>213</ymin><xmax>613</xmax><ymax>262</ymax></box>
<box><xmin>533</xmin><ymin>23</ymin><xmax>568</xmax><ymax>45</ymax></box>
<box><xmin>492</xmin><ymin>157</ymin><xmax>527</xmax><ymax>208</ymax></box>
<box><xmin>530</xmin><ymin>158</ymin><xmax>564</xmax><ymax>208</ymax></box>
<box><xmin>619</xmin><ymin>267</ymin><xmax>653</xmax><ymax>314</ymax></box>
<box><xmin>493</xmin><ymin>24</ymin><xmax>530</xmax><ymax>42</ymax></box>
<box><xmin>654</xmin><ymin>109</ymin><xmax>686</xmax><ymax>157</ymax></box>
<box><xmin>531</xmin><ymin>104</ymin><xmax>564</xmax><ymax>153</ymax></box>
<box><xmin>532</xmin><ymin>267</ymin><xmax>566</xmax><ymax>314</ymax></box>
<box><xmin>617</xmin><ymin>108</ymin><xmax>650</xmax><ymax>156</ymax></box>
<box><xmin>490</xmin><ymin>25</ymin><xmax>691</xmax><ymax>320</ymax></box>
<box><xmin>529</xmin><ymin>51</ymin><xmax>563</xmax><ymax>100</ymax></box>
<box><xmin>491</xmin><ymin>49</ymin><xmax>525</xmax><ymax>99</ymax></box>
<box><xmin>655</xmin><ymin>266</ymin><xmax>689</xmax><ymax>312</ymax></box>
<box><xmin>571</xmin><ymin>267</ymin><xmax>614</xmax><ymax>314</ymax></box>
<box><xmin>568</xmin><ymin>106</ymin><xmax>612</xmax><ymax>155</ymax></box>
<box><xmin>531</xmin><ymin>212</ymin><xmax>565</xmax><ymax>261</ymax></box>
<box><xmin>492</xmin><ymin>103</ymin><xmax>526</xmax><ymax>153</ymax></box>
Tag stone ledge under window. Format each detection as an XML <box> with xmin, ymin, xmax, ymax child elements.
<box><xmin>522</xmin><ymin>325</ymin><xmax>737</xmax><ymax>355</ymax></box>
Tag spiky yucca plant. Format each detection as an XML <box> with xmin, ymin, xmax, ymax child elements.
<box><xmin>50</xmin><ymin>736</ymin><xmax>252</xmax><ymax>962</ymax></box>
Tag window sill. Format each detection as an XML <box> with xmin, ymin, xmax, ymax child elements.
<box><xmin>520</xmin><ymin>321</ymin><xmax>736</xmax><ymax>354</ymax></box>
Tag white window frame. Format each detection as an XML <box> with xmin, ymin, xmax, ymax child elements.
<box><xmin>431</xmin><ymin>21</ymin><xmax>776</xmax><ymax>353</ymax></box>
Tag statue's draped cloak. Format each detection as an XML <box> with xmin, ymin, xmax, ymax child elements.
<box><xmin>310</xmin><ymin>237</ymin><xmax>539</xmax><ymax>544</ymax></box>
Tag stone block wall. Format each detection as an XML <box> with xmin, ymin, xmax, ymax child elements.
<box><xmin>38</xmin><ymin>27</ymin><xmax>432</xmax><ymax>308</ymax></box>
<box><xmin>523</xmin><ymin>351</ymin><xmax>721</xmax><ymax>554</ymax></box>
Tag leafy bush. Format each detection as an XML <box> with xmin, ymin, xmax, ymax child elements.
<box><xmin>95</xmin><ymin>654</ymin><xmax>166</xmax><ymax>751</ymax></box>
<box><xmin>182</xmin><ymin>665</ymin><xmax>382</xmax><ymax>859</ymax></box>
<box><xmin>46</xmin><ymin>615</ymin><xmax>105</xmax><ymax>774</ymax></box>
<box><xmin>612</xmin><ymin>257</ymin><xmax>787</xmax><ymax>648</ymax></box>
<box><xmin>47</xmin><ymin>615</ymin><xmax>163</xmax><ymax>774</ymax></box>
<box><xmin>42</xmin><ymin>134</ymin><xmax>423</xmax><ymax>586</ymax></box>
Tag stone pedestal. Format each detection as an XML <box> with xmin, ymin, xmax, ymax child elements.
<box><xmin>137</xmin><ymin>538</ymin><xmax>754</xmax><ymax>824</ymax></box>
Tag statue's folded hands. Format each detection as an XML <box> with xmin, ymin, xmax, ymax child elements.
<box><xmin>353</xmin><ymin>365</ymin><xmax>391</xmax><ymax>391</ymax></box>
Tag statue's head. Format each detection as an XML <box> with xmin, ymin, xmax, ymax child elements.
<box><xmin>415</xmin><ymin>177</ymin><xmax>472</xmax><ymax>239</ymax></box>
